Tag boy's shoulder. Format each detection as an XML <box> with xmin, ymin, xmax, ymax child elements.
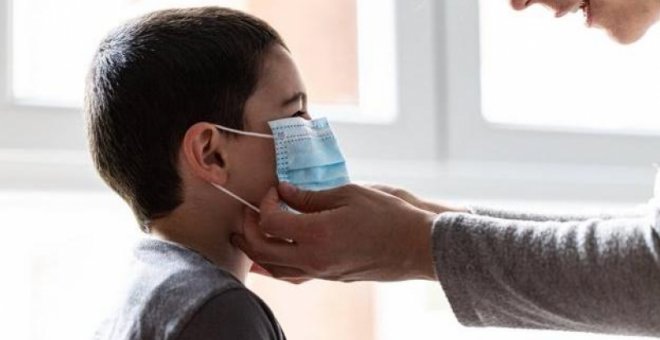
<box><xmin>96</xmin><ymin>238</ymin><xmax>285</xmax><ymax>340</ymax></box>
<box><xmin>177</xmin><ymin>286</ymin><xmax>286</xmax><ymax>340</ymax></box>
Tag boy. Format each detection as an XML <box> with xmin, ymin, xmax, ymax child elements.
<box><xmin>86</xmin><ymin>7</ymin><xmax>311</xmax><ymax>339</ymax></box>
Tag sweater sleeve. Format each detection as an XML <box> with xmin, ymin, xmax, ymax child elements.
<box><xmin>432</xmin><ymin>209</ymin><xmax>660</xmax><ymax>337</ymax></box>
<box><xmin>469</xmin><ymin>204</ymin><xmax>648</xmax><ymax>222</ymax></box>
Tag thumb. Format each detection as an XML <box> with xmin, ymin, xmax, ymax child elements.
<box><xmin>277</xmin><ymin>182</ymin><xmax>350</xmax><ymax>212</ymax></box>
<box><xmin>259</xmin><ymin>187</ymin><xmax>282</xmax><ymax>214</ymax></box>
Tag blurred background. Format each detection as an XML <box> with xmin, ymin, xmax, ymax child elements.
<box><xmin>1</xmin><ymin>0</ymin><xmax>659</xmax><ymax>339</ymax></box>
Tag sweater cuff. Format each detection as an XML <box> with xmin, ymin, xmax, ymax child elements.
<box><xmin>431</xmin><ymin>212</ymin><xmax>483</xmax><ymax>327</ymax></box>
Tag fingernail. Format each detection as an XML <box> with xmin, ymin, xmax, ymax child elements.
<box><xmin>279</xmin><ymin>182</ymin><xmax>297</xmax><ymax>196</ymax></box>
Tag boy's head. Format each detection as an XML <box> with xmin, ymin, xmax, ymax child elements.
<box><xmin>85</xmin><ymin>7</ymin><xmax>309</xmax><ymax>232</ymax></box>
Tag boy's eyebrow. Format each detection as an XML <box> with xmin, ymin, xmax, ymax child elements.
<box><xmin>281</xmin><ymin>92</ymin><xmax>307</xmax><ymax>108</ymax></box>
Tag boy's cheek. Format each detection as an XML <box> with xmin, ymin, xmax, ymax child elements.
<box><xmin>248</xmin><ymin>162</ymin><xmax>279</xmax><ymax>203</ymax></box>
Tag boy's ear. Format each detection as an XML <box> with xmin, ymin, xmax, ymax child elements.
<box><xmin>181</xmin><ymin>122</ymin><xmax>229</xmax><ymax>185</ymax></box>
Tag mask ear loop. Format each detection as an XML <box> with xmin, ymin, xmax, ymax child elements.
<box><xmin>212</xmin><ymin>183</ymin><xmax>295</xmax><ymax>244</ymax></box>
<box><xmin>215</xmin><ymin>124</ymin><xmax>274</xmax><ymax>139</ymax></box>
<box><xmin>211</xmin><ymin>183</ymin><xmax>261</xmax><ymax>213</ymax></box>
<box><xmin>210</xmin><ymin>124</ymin><xmax>273</xmax><ymax>213</ymax></box>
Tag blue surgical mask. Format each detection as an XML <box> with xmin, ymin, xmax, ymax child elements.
<box><xmin>213</xmin><ymin>117</ymin><xmax>350</xmax><ymax>213</ymax></box>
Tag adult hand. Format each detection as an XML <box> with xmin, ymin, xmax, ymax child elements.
<box><xmin>232</xmin><ymin>183</ymin><xmax>439</xmax><ymax>283</ymax></box>
<box><xmin>248</xmin><ymin>262</ymin><xmax>309</xmax><ymax>284</ymax></box>
<box><xmin>366</xmin><ymin>184</ymin><xmax>468</xmax><ymax>215</ymax></box>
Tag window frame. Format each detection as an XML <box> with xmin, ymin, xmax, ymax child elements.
<box><xmin>0</xmin><ymin>1</ymin><xmax>11</xmax><ymax>109</ymax></box>
<box><xmin>0</xmin><ymin>0</ymin><xmax>10</xmax><ymax>116</ymax></box>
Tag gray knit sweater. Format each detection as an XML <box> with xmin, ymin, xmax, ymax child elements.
<box><xmin>432</xmin><ymin>201</ymin><xmax>660</xmax><ymax>337</ymax></box>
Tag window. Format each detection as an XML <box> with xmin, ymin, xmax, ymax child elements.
<box><xmin>0</xmin><ymin>192</ymin><xmax>140</xmax><ymax>340</ymax></box>
<box><xmin>480</xmin><ymin>0</ymin><xmax>660</xmax><ymax>134</ymax></box>
<box><xmin>443</xmin><ymin>1</ymin><xmax>660</xmax><ymax>171</ymax></box>
<box><xmin>2</xmin><ymin>0</ymin><xmax>423</xmax><ymax>160</ymax></box>
<box><xmin>11</xmin><ymin>0</ymin><xmax>396</xmax><ymax>122</ymax></box>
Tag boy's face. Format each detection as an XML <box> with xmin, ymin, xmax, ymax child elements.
<box><xmin>223</xmin><ymin>45</ymin><xmax>311</xmax><ymax>208</ymax></box>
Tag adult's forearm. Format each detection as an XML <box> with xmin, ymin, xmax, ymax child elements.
<box><xmin>432</xmin><ymin>211</ymin><xmax>660</xmax><ymax>336</ymax></box>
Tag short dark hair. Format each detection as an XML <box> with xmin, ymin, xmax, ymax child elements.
<box><xmin>85</xmin><ymin>7</ymin><xmax>285</xmax><ymax>231</ymax></box>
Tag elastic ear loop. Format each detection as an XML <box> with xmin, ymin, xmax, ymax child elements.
<box><xmin>211</xmin><ymin>183</ymin><xmax>261</xmax><ymax>213</ymax></box>
<box><xmin>210</xmin><ymin>124</ymin><xmax>274</xmax><ymax>213</ymax></box>
<box><xmin>214</xmin><ymin>124</ymin><xmax>274</xmax><ymax>139</ymax></box>
<box><xmin>212</xmin><ymin>183</ymin><xmax>295</xmax><ymax>243</ymax></box>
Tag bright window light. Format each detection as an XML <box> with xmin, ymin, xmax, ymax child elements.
<box><xmin>479</xmin><ymin>0</ymin><xmax>660</xmax><ymax>134</ymax></box>
<box><xmin>0</xmin><ymin>191</ymin><xmax>139</xmax><ymax>340</ymax></box>
<box><xmin>11</xmin><ymin>0</ymin><xmax>396</xmax><ymax>122</ymax></box>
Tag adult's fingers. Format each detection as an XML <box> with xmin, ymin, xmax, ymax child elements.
<box><xmin>249</xmin><ymin>260</ymin><xmax>310</xmax><ymax>284</ymax></box>
<box><xmin>258</xmin><ymin>187</ymin><xmax>283</xmax><ymax>214</ymax></box>
<box><xmin>256</xmin><ymin>187</ymin><xmax>319</xmax><ymax>241</ymax></box>
<box><xmin>258</xmin><ymin>263</ymin><xmax>310</xmax><ymax>283</ymax></box>
<box><xmin>277</xmin><ymin>182</ymin><xmax>353</xmax><ymax>213</ymax></box>
<box><xmin>232</xmin><ymin>208</ymin><xmax>299</xmax><ymax>265</ymax></box>
<box><xmin>232</xmin><ymin>233</ymin><xmax>297</xmax><ymax>266</ymax></box>
<box><xmin>246</xmin><ymin>181</ymin><xmax>440</xmax><ymax>282</ymax></box>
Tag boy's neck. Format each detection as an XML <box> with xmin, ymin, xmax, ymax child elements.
<box><xmin>149</xmin><ymin>201</ymin><xmax>251</xmax><ymax>283</ymax></box>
